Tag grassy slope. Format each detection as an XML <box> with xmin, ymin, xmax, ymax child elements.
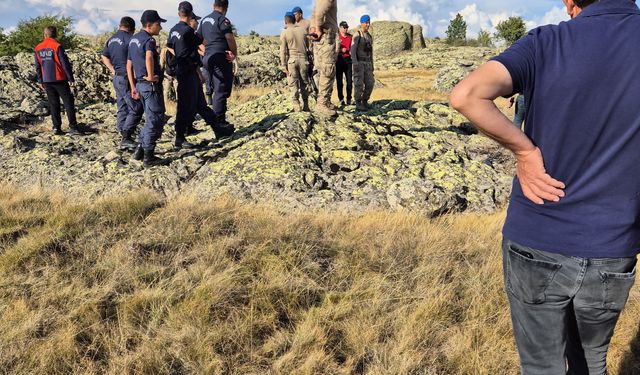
<box><xmin>0</xmin><ymin>185</ymin><xmax>638</xmax><ymax>374</ymax></box>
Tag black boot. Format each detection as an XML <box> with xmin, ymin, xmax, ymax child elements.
<box><xmin>174</xmin><ymin>136</ymin><xmax>196</xmax><ymax>150</ymax></box>
<box><xmin>131</xmin><ymin>145</ymin><xmax>144</xmax><ymax>161</ymax></box>
<box><xmin>212</xmin><ymin>119</ymin><xmax>235</xmax><ymax>140</ymax></box>
<box><xmin>53</xmin><ymin>128</ymin><xmax>64</xmax><ymax>136</ymax></box>
<box><xmin>68</xmin><ymin>125</ymin><xmax>83</xmax><ymax>136</ymax></box>
<box><xmin>119</xmin><ymin>131</ymin><xmax>138</xmax><ymax>151</ymax></box>
<box><xmin>143</xmin><ymin>149</ymin><xmax>168</xmax><ymax>168</ymax></box>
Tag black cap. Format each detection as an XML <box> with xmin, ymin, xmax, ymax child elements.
<box><xmin>340</xmin><ymin>21</ymin><xmax>349</xmax><ymax>28</ymax></box>
<box><xmin>178</xmin><ymin>1</ymin><xmax>193</xmax><ymax>15</ymax></box>
<box><xmin>140</xmin><ymin>10</ymin><xmax>167</xmax><ymax>24</ymax></box>
<box><xmin>190</xmin><ymin>12</ymin><xmax>201</xmax><ymax>21</ymax></box>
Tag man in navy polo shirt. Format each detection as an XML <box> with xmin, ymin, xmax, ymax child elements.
<box><xmin>451</xmin><ymin>0</ymin><xmax>639</xmax><ymax>373</ymax></box>
<box><xmin>102</xmin><ymin>16</ymin><xmax>143</xmax><ymax>152</ymax></box>
<box><xmin>127</xmin><ymin>10</ymin><xmax>168</xmax><ymax>168</ymax></box>
<box><xmin>197</xmin><ymin>0</ymin><xmax>236</xmax><ymax>136</ymax></box>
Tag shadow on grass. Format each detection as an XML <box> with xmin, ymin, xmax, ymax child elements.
<box><xmin>618</xmin><ymin>326</ymin><xmax>640</xmax><ymax>375</ymax></box>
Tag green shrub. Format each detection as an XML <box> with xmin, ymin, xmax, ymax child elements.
<box><xmin>446</xmin><ymin>14</ymin><xmax>467</xmax><ymax>45</ymax></box>
<box><xmin>495</xmin><ymin>16</ymin><xmax>526</xmax><ymax>46</ymax></box>
<box><xmin>0</xmin><ymin>15</ymin><xmax>77</xmax><ymax>57</ymax></box>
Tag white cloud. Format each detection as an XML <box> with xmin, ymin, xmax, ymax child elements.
<box><xmin>338</xmin><ymin>0</ymin><xmax>427</xmax><ymax>34</ymax></box>
<box><xmin>540</xmin><ymin>6</ymin><xmax>568</xmax><ymax>26</ymax></box>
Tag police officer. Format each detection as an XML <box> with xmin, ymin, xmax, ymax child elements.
<box><xmin>280</xmin><ymin>12</ymin><xmax>311</xmax><ymax>112</ymax></box>
<box><xmin>101</xmin><ymin>16</ymin><xmax>143</xmax><ymax>151</ymax></box>
<box><xmin>127</xmin><ymin>10</ymin><xmax>168</xmax><ymax>167</ymax></box>
<box><xmin>308</xmin><ymin>0</ymin><xmax>338</xmax><ymax>117</ymax></box>
<box><xmin>352</xmin><ymin>15</ymin><xmax>375</xmax><ymax>112</ymax></box>
<box><xmin>168</xmin><ymin>1</ymin><xmax>220</xmax><ymax>149</ymax></box>
<box><xmin>292</xmin><ymin>6</ymin><xmax>310</xmax><ymax>33</ymax></box>
<box><xmin>197</xmin><ymin>0</ymin><xmax>237</xmax><ymax>135</ymax></box>
<box><xmin>35</xmin><ymin>25</ymin><xmax>81</xmax><ymax>136</ymax></box>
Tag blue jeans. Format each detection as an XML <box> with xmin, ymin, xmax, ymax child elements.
<box><xmin>502</xmin><ymin>238</ymin><xmax>637</xmax><ymax>374</ymax></box>
<box><xmin>513</xmin><ymin>94</ymin><xmax>525</xmax><ymax>128</ymax></box>
<box><xmin>136</xmin><ymin>81</ymin><xmax>165</xmax><ymax>151</ymax></box>
<box><xmin>112</xmin><ymin>75</ymin><xmax>143</xmax><ymax>134</ymax></box>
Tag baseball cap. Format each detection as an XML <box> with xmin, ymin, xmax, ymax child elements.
<box><xmin>340</xmin><ymin>21</ymin><xmax>349</xmax><ymax>28</ymax></box>
<box><xmin>360</xmin><ymin>14</ymin><xmax>371</xmax><ymax>24</ymax></box>
<box><xmin>285</xmin><ymin>11</ymin><xmax>294</xmax><ymax>17</ymax></box>
<box><xmin>190</xmin><ymin>12</ymin><xmax>201</xmax><ymax>21</ymax></box>
<box><xmin>292</xmin><ymin>6</ymin><xmax>303</xmax><ymax>14</ymax></box>
<box><xmin>141</xmin><ymin>10</ymin><xmax>167</xmax><ymax>24</ymax></box>
<box><xmin>178</xmin><ymin>1</ymin><xmax>193</xmax><ymax>15</ymax></box>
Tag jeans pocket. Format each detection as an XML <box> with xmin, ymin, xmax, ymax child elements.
<box><xmin>507</xmin><ymin>244</ymin><xmax>562</xmax><ymax>304</ymax></box>
<box><xmin>600</xmin><ymin>261</ymin><xmax>637</xmax><ymax>311</ymax></box>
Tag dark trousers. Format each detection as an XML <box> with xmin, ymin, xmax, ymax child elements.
<box><xmin>175</xmin><ymin>70</ymin><xmax>199</xmax><ymax>139</ymax></box>
<box><xmin>43</xmin><ymin>81</ymin><xmax>77</xmax><ymax>131</ymax></box>
<box><xmin>136</xmin><ymin>81</ymin><xmax>165</xmax><ymax>151</ymax></box>
<box><xmin>205</xmin><ymin>53</ymin><xmax>234</xmax><ymax>122</ymax></box>
<box><xmin>502</xmin><ymin>238</ymin><xmax>637</xmax><ymax>375</ymax></box>
<box><xmin>112</xmin><ymin>75</ymin><xmax>143</xmax><ymax>134</ymax></box>
<box><xmin>196</xmin><ymin>76</ymin><xmax>217</xmax><ymax>125</ymax></box>
<box><xmin>336</xmin><ymin>56</ymin><xmax>352</xmax><ymax>102</ymax></box>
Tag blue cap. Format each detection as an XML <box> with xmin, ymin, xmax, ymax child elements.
<box><xmin>285</xmin><ymin>11</ymin><xmax>294</xmax><ymax>17</ymax></box>
<box><xmin>292</xmin><ymin>6</ymin><xmax>302</xmax><ymax>14</ymax></box>
<box><xmin>360</xmin><ymin>14</ymin><xmax>371</xmax><ymax>24</ymax></box>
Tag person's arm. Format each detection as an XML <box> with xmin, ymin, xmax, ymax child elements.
<box><xmin>279</xmin><ymin>32</ymin><xmax>289</xmax><ymax>74</ymax></box>
<box><xmin>34</xmin><ymin>51</ymin><xmax>44</xmax><ymax>90</ymax></box>
<box><xmin>450</xmin><ymin>61</ymin><xmax>565</xmax><ymax>204</ymax></box>
<box><xmin>58</xmin><ymin>46</ymin><xmax>74</xmax><ymax>83</ymax></box>
<box><xmin>225</xmin><ymin>33</ymin><xmax>238</xmax><ymax>61</ymax></box>
<box><xmin>311</xmin><ymin>0</ymin><xmax>333</xmax><ymax>40</ymax></box>
<box><xmin>101</xmin><ymin>55</ymin><xmax>115</xmax><ymax>75</ymax></box>
<box><xmin>126</xmin><ymin>59</ymin><xmax>139</xmax><ymax>99</ymax></box>
<box><xmin>350</xmin><ymin>33</ymin><xmax>360</xmax><ymax>66</ymax></box>
<box><xmin>144</xmin><ymin>50</ymin><xmax>157</xmax><ymax>82</ymax></box>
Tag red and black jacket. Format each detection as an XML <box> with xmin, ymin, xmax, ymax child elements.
<box><xmin>34</xmin><ymin>38</ymin><xmax>74</xmax><ymax>83</ymax></box>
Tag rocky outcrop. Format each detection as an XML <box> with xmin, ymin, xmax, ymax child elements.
<box><xmin>0</xmin><ymin>91</ymin><xmax>514</xmax><ymax>215</ymax></box>
<box><xmin>376</xmin><ymin>40</ymin><xmax>493</xmax><ymax>71</ymax></box>
<box><xmin>368</xmin><ymin>21</ymin><xmax>426</xmax><ymax>57</ymax></box>
<box><xmin>236</xmin><ymin>35</ymin><xmax>285</xmax><ymax>87</ymax></box>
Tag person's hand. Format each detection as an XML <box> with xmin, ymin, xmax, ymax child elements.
<box><xmin>341</xmin><ymin>47</ymin><xmax>347</xmax><ymax>53</ymax></box>
<box><xmin>109</xmin><ymin>68</ymin><xmax>116</xmax><ymax>76</ymax></box>
<box><xmin>131</xmin><ymin>87</ymin><xmax>140</xmax><ymax>100</ymax></box>
<box><xmin>144</xmin><ymin>75</ymin><xmax>159</xmax><ymax>83</ymax></box>
<box><xmin>516</xmin><ymin>147</ymin><xmax>565</xmax><ymax>205</ymax></box>
<box><xmin>281</xmin><ymin>67</ymin><xmax>289</xmax><ymax>76</ymax></box>
<box><xmin>226</xmin><ymin>51</ymin><xmax>236</xmax><ymax>62</ymax></box>
<box><xmin>39</xmin><ymin>83</ymin><xmax>45</xmax><ymax>91</ymax></box>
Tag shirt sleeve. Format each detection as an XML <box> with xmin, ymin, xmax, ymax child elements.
<box><xmin>491</xmin><ymin>30</ymin><xmax>537</xmax><ymax>95</ymax></box>
<box><xmin>101</xmin><ymin>40</ymin><xmax>110</xmax><ymax>58</ymax></box>
<box><xmin>279</xmin><ymin>31</ymin><xmax>288</xmax><ymax>68</ymax></box>
<box><xmin>58</xmin><ymin>46</ymin><xmax>74</xmax><ymax>82</ymax></box>
<box><xmin>34</xmin><ymin>51</ymin><xmax>43</xmax><ymax>83</ymax></box>
<box><xmin>219</xmin><ymin>17</ymin><xmax>233</xmax><ymax>35</ymax></box>
<box><xmin>350</xmin><ymin>33</ymin><xmax>360</xmax><ymax>64</ymax></box>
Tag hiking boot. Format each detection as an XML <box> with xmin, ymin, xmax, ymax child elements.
<box><xmin>356</xmin><ymin>101</ymin><xmax>368</xmax><ymax>112</ymax></box>
<box><xmin>185</xmin><ymin>126</ymin><xmax>203</xmax><ymax>136</ymax></box>
<box><xmin>174</xmin><ymin>138</ymin><xmax>197</xmax><ymax>150</ymax></box>
<box><xmin>119</xmin><ymin>131</ymin><xmax>137</xmax><ymax>151</ymax></box>
<box><xmin>143</xmin><ymin>149</ymin><xmax>169</xmax><ymax>168</ymax></box>
<box><xmin>339</xmin><ymin>100</ymin><xmax>346</xmax><ymax>107</ymax></box>
<box><xmin>212</xmin><ymin>121</ymin><xmax>235</xmax><ymax>140</ymax></box>
<box><xmin>53</xmin><ymin>128</ymin><xmax>64</xmax><ymax>136</ymax></box>
<box><xmin>68</xmin><ymin>126</ymin><xmax>83</xmax><ymax>136</ymax></box>
<box><xmin>292</xmin><ymin>101</ymin><xmax>302</xmax><ymax>112</ymax></box>
<box><xmin>131</xmin><ymin>145</ymin><xmax>144</xmax><ymax>161</ymax></box>
<box><xmin>346</xmin><ymin>99</ymin><xmax>352</xmax><ymax>106</ymax></box>
<box><xmin>315</xmin><ymin>103</ymin><xmax>337</xmax><ymax>118</ymax></box>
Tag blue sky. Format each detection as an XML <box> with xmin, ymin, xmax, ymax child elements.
<box><xmin>0</xmin><ymin>0</ymin><xmax>569</xmax><ymax>37</ymax></box>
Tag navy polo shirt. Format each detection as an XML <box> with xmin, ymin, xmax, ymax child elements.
<box><xmin>493</xmin><ymin>0</ymin><xmax>640</xmax><ymax>258</ymax></box>
<box><xmin>167</xmin><ymin>21</ymin><xmax>204</xmax><ymax>74</ymax></box>
<box><xmin>101</xmin><ymin>30</ymin><xmax>131</xmax><ymax>76</ymax></box>
<box><xmin>128</xmin><ymin>30</ymin><xmax>161</xmax><ymax>81</ymax></box>
<box><xmin>197</xmin><ymin>10</ymin><xmax>232</xmax><ymax>57</ymax></box>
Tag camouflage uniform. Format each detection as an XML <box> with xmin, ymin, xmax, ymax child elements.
<box><xmin>351</xmin><ymin>29</ymin><xmax>374</xmax><ymax>110</ymax></box>
<box><xmin>310</xmin><ymin>0</ymin><xmax>338</xmax><ymax>116</ymax></box>
<box><xmin>280</xmin><ymin>24</ymin><xmax>311</xmax><ymax>111</ymax></box>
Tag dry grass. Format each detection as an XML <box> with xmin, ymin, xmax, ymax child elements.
<box><xmin>0</xmin><ymin>185</ymin><xmax>638</xmax><ymax>374</ymax></box>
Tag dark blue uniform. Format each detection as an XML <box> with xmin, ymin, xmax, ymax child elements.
<box><xmin>128</xmin><ymin>30</ymin><xmax>165</xmax><ymax>151</ymax></box>
<box><xmin>102</xmin><ymin>30</ymin><xmax>143</xmax><ymax>135</ymax></box>
<box><xmin>168</xmin><ymin>21</ymin><xmax>217</xmax><ymax>141</ymax></box>
<box><xmin>197</xmin><ymin>10</ymin><xmax>234</xmax><ymax>123</ymax></box>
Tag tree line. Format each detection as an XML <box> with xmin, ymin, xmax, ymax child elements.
<box><xmin>446</xmin><ymin>13</ymin><xmax>527</xmax><ymax>47</ymax></box>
